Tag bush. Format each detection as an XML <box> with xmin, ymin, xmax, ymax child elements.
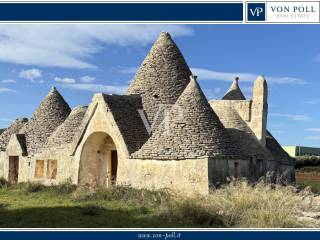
<box><xmin>49</xmin><ymin>179</ymin><xmax>77</xmax><ymax>195</ymax></box>
<box><xmin>0</xmin><ymin>178</ymin><xmax>10</xmax><ymax>188</ymax></box>
<box><xmin>296</xmin><ymin>156</ymin><xmax>320</xmax><ymax>169</ymax></box>
<box><xmin>25</xmin><ymin>182</ymin><xmax>46</xmax><ymax>193</ymax></box>
<box><xmin>72</xmin><ymin>185</ymin><xmax>171</xmax><ymax>208</ymax></box>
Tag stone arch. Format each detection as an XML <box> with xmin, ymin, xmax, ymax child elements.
<box><xmin>78</xmin><ymin>132</ymin><xmax>118</xmax><ymax>188</ymax></box>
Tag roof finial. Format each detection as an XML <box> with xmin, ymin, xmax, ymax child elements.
<box><xmin>50</xmin><ymin>86</ymin><xmax>57</xmax><ymax>91</ymax></box>
<box><xmin>190</xmin><ymin>75</ymin><xmax>198</xmax><ymax>82</ymax></box>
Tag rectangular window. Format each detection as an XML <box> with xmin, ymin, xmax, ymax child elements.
<box><xmin>47</xmin><ymin>160</ymin><xmax>57</xmax><ymax>179</ymax></box>
<box><xmin>35</xmin><ymin>160</ymin><xmax>45</xmax><ymax>178</ymax></box>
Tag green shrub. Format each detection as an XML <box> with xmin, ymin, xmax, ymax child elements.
<box><xmin>0</xmin><ymin>178</ymin><xmax>10</xmax><ymax>188</ymax></box>
<box><xmin>49</xmin><ymin>179</ymin><xmax>77</xmax><ymax>195</ymax></box>
<box><xmin>296</xmin><ymin>156</ymin><xmax>320</xmax><ymax>169</ymax></box>
<box><xmin>72</xmin><ymin>185</ymin><xmax>171</xmax><ymax>208</ymax></box>
<box><xmin>25</xmin><ymin>182</ymin><xmax>46</xmax><ymax>193</ymax></box>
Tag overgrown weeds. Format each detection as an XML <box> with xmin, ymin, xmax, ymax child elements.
<box><xmin>0</xmin><ymin>179</ymin><xmax>319</xmax><ymax>227</ymax></box>
<box><xmin>72</xmin><ymin>185</ymin><xmax>171</xmax><ymax>208</ymax></box>
<box><xmin>0</xmin><ymin>178</ymin><xmax>10</xmax><ymax>188</ymax></box>
<box><xmin>160</xmin><ymin>180</ymin><xmax>316</xmax><ymax>228</ymax></box>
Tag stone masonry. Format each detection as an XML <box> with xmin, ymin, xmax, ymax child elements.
<box><xmin>0</xmin><ymin>32</ymin><xmax>295</xmax><ymax>193</ymax></box>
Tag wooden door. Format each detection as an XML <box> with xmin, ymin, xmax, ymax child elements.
<box><xmin>111</xmin><ymin>150</ymin><xmax>118</xmax><ymax>184</ymax></box>
<box><xmin>8</xmin><ymin>156</ymin><xmax>19</xmax><ymax>183</ymax></box>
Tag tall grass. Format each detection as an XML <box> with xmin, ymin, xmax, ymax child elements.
<box><xmin>0</xmin><ymin>178</ymin><xmax>318</xmax><ymax>227</ymax></box>
<box><xmin>162</xmin><ymin>181</ymin><xmax>316</xmax><ymax>228</ymax></box>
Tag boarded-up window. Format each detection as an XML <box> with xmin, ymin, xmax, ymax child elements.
<box><xmin>35</xmin><ymin>160</ymin><xmax>45</xmax><ymax>178</ymax></box>
<box><xmin>47</xmin><ymin>160</ymin><xmax>57</xmax><ymax>179</ymax></box>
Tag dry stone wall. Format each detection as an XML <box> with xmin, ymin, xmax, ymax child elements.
<box><xmin>0</xmin><ymin>118</ymin><xmax>28</xmax><ymax>150</ymax></box>
<box><xmin>126</xmin><ymin>32</ymin><xmax>192</xmax><ymax>127</ymax></box>
<box><xmin>132</xmin><ymin>78</ymin><xmax>246</xmax><ymax>160</ymax></box>
<box><xmin>19</xmin><ymin>87</ymin><xmax>71</xmax><ymax>154</ymax></box>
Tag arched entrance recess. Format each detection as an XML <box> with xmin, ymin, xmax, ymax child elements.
<box><xmin>79</xmin><ymin>132</ymin><xmax>118</xmax><ymax>187</ymax></box>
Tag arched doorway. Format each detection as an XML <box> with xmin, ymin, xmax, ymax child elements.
<box><xmin>78</xmin><ymin>132</ymin><xmax>118</xmax><ymax>188</ymax></box>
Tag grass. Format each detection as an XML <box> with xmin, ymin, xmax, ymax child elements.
<box><xmin>295</xmin><ymin>165</ymin><xmax>320</xmax><ymax>194</ymax></box>
<box><xmin>296</xmin><ymin>179</ymin><xmax>320</xmax><ymax>194</ymax></box>
<box><xmin>0</xmin><ymin>178</ymin><xmax>319</xmax><ymax>228</ymax></box>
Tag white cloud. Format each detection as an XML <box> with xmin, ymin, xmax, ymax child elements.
<box><xmin>0</xmin><ymin>87</ymin><xmax>16</xmax><ymax>93</ymax></box>
<box><xmin>305</xmin><ymin>99</ymin><xmax>320</xmax><ymax>105</ymax></box>
<box><xmin>306</xmin><ymin>136</ymin><xmax>320</xmax><ymax>141</ymax></box>
<box><xmin>19</xmin><ymin>68</ymin><xmax>42</xmax><ymax>82</ymax></box>
<box><xmin>306</xmin><ymin>128</ymin><xmax>320</xmax><ymax>132</ymax></box>
<box><xmin>270</xmin><ymin>113</ymin><xmax>311</xmax><ymax>121</ymax></box>
<box><xmin>190</xmin><ymin>68</ymin><xmax>306</xmax><ymax>85</ymax></box>
<box><xmin>60</xmin><ymin>83</ymin><xmax>126</xmax><ymax>95</ymax></box>
<box><xmin>121</xmin><ymin>66</ymin><xmax>306</xmax><ymax>85</ymax></box>
<box><xmin>1</xmin><ymin>79</ymin><xmax>16</xmax><ymax>83</ymax></box>
<box><xmin>80</xmin><ymin>75</ymin><xmax>95</xmax><ymax>83</ymax></box>
<box><xmin>120</xmin><ymin>67</ymin><xmax>138</xmax><ymax>74</ymax></box>
<box><xmin>54</xmin><ymin>77</ymin><xmax>76</xmax><ymax>84</ymax></box>
<box><xmin>0</xmin><ymin>25</ymin><xmax>193</xmax><ymax>69</ymax></box>
<box><xmin>203</xmin><ymin>87</ymin><xmax>222</xmax><ymax>99</ymax></box>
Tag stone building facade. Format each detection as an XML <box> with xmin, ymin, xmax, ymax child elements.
<box><xmin>0</xmin><ymin>32</ymin><xmax>295</xmax><ymax>194</ymax></box>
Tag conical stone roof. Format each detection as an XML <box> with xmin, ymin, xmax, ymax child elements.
<box><xmin>132</xmin><ymin>77</ymin><xmax>245</xmax><ymax>160</ymax></box>
<box><xmin>222</xmin><ymin>77</ymin><xmax>246</xmax><ymax>100</ymax></box>
<box><xmin>0</xmin><ymin>118</ymin><xmax>28</xmax><ymax>150</ymax></box>
<box><xmin>126</xmin><ymin>32</ymin><xmax>192</xmax><ymax>127</ymax></box>
<box><xmin>46</xmin><ymin>105</ymin><xmax>87</xmax><ymax>151</ymax></box>
<box><xmin>266</xmin><ymin>130</ymin><xmax>295</xmax><ymax>165</ymax></box>
<box><xmin>19</xmin><ymin>86</ymin><xmax>71</xmax><ymax>154</ymax></box>
<box><xmin>211</xmin><ymin>102</ymin><xmax>273</xmax><ymax>160</ymax></box>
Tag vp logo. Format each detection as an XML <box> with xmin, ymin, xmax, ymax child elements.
<box><xmin>250</xmin><ymin>7</ymin><xmax>264</xmax><ymax>17</ymax></box>
<box><xmin>247</xmin><ymin>3</ymin><xmax>266</xmax><ymax>21</ymax></box>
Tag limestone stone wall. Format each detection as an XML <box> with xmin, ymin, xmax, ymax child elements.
<box><xmin>129</xmin><ymin>158</ymin><xmax>209</xmax><ymax>194</ymax></box>
<box><xmin>211</xmin><ymin>100</ymin><xmax>252</xmax><ymax>123</ymax></box>
<box><xmin>0</xmin><ymin>151</ymin><xmax>5</xmax><ymax>178</ymax></box>
<box><xmin>30</xmin><ymin>149</ymin><xmax>74</xmax><ymax>185</ymax></box>
<box><xmin>250</xmin><ymin>77</ymin><xmax>268</xmax><ymax>146</ymax></box>
<box><xmin>211</xmin><ymin>80</ymin><xmax>268</xmax><ymax>148</ymax></box>
<box><xmin>73</xmin><ymin>94</ymin><xmax>132</xmax><ymax>186</ymax></box>
<box><xmin>208</xmin><ymin>158</ymin><xmax>268</xmax><ymax>185</ymax></box>
<box><xmin>278</xmin><ymin>164</ymin><xmax>296</xmax><ymax>183</ymax></box>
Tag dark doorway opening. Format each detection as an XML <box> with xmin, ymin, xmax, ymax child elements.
<box><xmin>234</xmin><ymin>162</ymin><xmax>240</xmax><ymax>178</ymax></box>
<box><xmin>111</xmin><ymin>150</ymin><xmax>118</xmax><ymax>185</ymax></box>
<box><xmin>8</xmin><ymin>156</ymin><xmax>19</xmax><ymax>183</ymax></box>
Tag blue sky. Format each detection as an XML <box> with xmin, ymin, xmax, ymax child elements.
<box><xmin>0</xmin><ymin>24</ymin><xmax>319</xmax><ymax>147</ymax></box>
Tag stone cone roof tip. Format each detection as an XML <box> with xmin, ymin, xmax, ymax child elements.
<box><xmin>46</xmin><ymin>105</ymin><xmax>88</xmax><ymax>150</ymax></box>
<box><xmin>0</xmin><ymin>118</ymin><xmax>28</xmax><ymax>150</ymax></box>
<box><xmin>20</xmin><ymin>86</ymin><xmax>71</xmax><ymax>154</ymax></box>
<box><xmin>132</xmin><ymin>75</ymin><xmax>244</xmax><ymax>160</ymax></box>
<box><xmin>126</xmin><ymin>31</ymin><xmax>192</xmax><ymax>126</ymax></box>
<box><xmin>222</xmin><ymin>77</ymin><xmax>246</xmax><ymax>100</ymax></box>
<box><xmin>50</xmin><ymin>85</ymin><xmax>57</xmax><ymax>92</ymax></box>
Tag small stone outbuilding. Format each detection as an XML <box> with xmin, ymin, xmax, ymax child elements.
<box><xmin>0</xmin><ymin>32</ymin><xmax>295</xmax><ymax>193</ymax></box>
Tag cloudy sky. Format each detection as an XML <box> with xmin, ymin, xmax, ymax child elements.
<box><xmin>0</xmin><ymin>24</ymin><xmax>319</xmax><ymax>147</ymax></box>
